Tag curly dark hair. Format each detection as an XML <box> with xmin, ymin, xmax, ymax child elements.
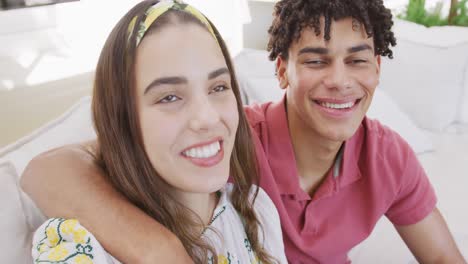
<box><xmin>267</xmin><ymin>0</ymin><xmax>397</xmax><ymax>60</ymax></box>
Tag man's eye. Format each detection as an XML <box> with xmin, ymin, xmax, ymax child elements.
<box><xmin>305</xmin><ymin>60</ymin><xmax>326</xmax><ymax>65</ymax></box>
<box><xmin>350</xmin><ymin>59</ymin><xmax>367</xmax><ymax>64</ymax></box>
<box><xmin>157</xmin><ymin>94</ymin><xmax>180</xmax><ymax>104</ymax></box>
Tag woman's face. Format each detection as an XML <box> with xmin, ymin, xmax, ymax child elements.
<box><xmin>134</xmin><ymin>23</ymin><xmax>239</xmax><ymax>195</ymax></box>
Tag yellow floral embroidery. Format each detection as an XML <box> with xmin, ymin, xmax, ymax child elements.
<box><xmin>48</xmin><ymin>244</ymin><xmax>69</xmax><ymax>261</ymax></box>
<box><xmin>38</xmin><ymin>243</ymin><xmax>48</xmax><ymax>253</ymax></box>
<box><xmin>251</xmin><ymin>256</ymin><xmax>259</xmax><ymax>264</ymax></box>
<box><xmin>45</xmin><ymin>226</ymin><xmax>59</xmax><ymax>246</ymax></box>
<box><xmin>218</xmin><ymin>254</ymin><xmax>228</xmax><ymax>264</ymax></box>
<box><xmin>74</xmin><ymin>254</ymin><xmax>93</xmax><ymax>264</ymax></box>
<box><xmin>60</xmin><ymin>219</ymin><xmax>78</xmax><ymax>235</ymax></box>
<box><xmin>34</xmin><ymin>218</ymin><xmax>99</xmax><ymax>264</ymax></box>
<box><xmin>72</xmin><ymin>228</ymin><xmax>88</xmax><ymax>244</ymax></box>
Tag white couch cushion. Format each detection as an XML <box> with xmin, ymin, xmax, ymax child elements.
<box><xmin>379</xmin><ymin>19</ymin><xmax>468</xmax><ymax>131</ymax></box>
<box><xmin>392</xmin><ymin>19</ymin><xmax>468</xmax><ymax>47</ymax></box>
<box><xmin>234</xmin><ymin>49</ymin><xmax>434</xmax><ymax>154</ymax></box>
<box><xmin>367</xmin><ymin>89</ymin><xmax>433</xmax><ymax>153</ymax></box>
<box><xmin>0</xmin><ymin>96</ymin><xmax>95</xmax><ymax>175</ymax></box>
<box><xmin>461</xmin><ymin>67</ymin><xmax>468</xmax><ymax>124</ymax></box>
<box><xmin>0</xmin><ymin>162</ymin><xmax>31</xmax><ymax>264</ymax></box>
<box><xmin>0</xmin><ymin>96</ymin><xmax>95</xmax><ymax>249</ymax></box>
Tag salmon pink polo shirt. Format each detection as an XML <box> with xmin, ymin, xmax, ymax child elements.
<box><xmin>244</xmin><ymin>97</ymin><xmax>437</xmax><ymax>264</ymax></box>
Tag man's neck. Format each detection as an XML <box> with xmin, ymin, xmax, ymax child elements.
<box><xmin>287</xmin><ymin>106</ymin><xmax>343</xmax><ymax>195</ymax></box>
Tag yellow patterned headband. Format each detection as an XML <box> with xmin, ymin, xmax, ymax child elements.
<box><xmin>128</xmin><ymin>0</ymin><xmax>217</xmax><ymax>47</ymax></box>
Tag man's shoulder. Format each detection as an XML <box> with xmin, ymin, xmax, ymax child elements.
<box><xmin>361</xmin><ymin>117</ymin><xmax>411</xmax><ymax>151</ymax></box>
<box><xmin>357</xmin><ymin>117</ymin><xmax>417</xmax><ymax>174</ymax></box>
<box><xmin>351</xmin><ymin>118</ymin><xmax>429</xmax><ymax>209</ymax></box>
<box><xmin>243</xmin><ymin>102</ymin><xmax>274</xmax><ymax>127</ymax></box>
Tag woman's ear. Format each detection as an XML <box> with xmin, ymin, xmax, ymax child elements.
<box><xmin>276</xmin><ymin>56</ymin><xmax>289</xmax><ymax>89</ymax></box>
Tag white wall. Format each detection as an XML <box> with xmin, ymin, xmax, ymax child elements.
<box><xmin>0</xmin><ymin>0</ymin><xmax>251</xmax><ymax>147</ymax></box>
<box><xmin>186</xmin><ymin>0</ymin><xmax>251</xmax><ymax>56</ymax></box>
<box><xmin>243</xmin><ymin>0</ymin><xmax>274</xmax><ymax>50</ymax></box>
<box><xmin>242</xmin><ymin>0</ymin><xmax>455</xmax><ymax>51</ymax></box>
<box><xmin>0</xmin><ymin>0</ymin><xmax>141</xmax><ymax>146</ymax></box>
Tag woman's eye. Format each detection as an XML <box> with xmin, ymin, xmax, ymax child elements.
<box><xmin>157</xmin><ymin>94</ymin><xmax>180</xmax><ymax>104</ymax></box>
<box><xmin>211</xmin><ymin>85</ymin><xmax>229</xmax><ymax>93</ymax></box>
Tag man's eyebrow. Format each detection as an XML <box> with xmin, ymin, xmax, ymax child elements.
<box><xmin>208</xmin><ymin>67</ymin><xmax>229</xmax><ymax>80</ymax></box>
<box><xmin>298</xmin><ymin>46</ymin><xmax>329</xmax><ymax>56</ymax></box>
<box><xmin>348</xmin><ymin>44</ymin><xmax>373</xmax><ymax>54</ymax></box>
<box><xmin>144</xmin><ymin>76</ymin><xmax>187</xmax><ymax>95</ymax></box>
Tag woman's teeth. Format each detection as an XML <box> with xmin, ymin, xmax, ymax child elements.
<box><xmin>319</xmin><ymin>101</ymin><xmax>355</xmax><ymax>109</ymax></box>
<box><xmin>183</xmin><ymin>141</ymin><xmax>220</xmax><ymax>158</ymax></box>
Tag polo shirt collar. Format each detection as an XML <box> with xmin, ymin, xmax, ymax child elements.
<box><xmin>265</xmin><ymin>96</ymin><xmax>304</xmax><ymax>197</ymax></box>
<box><xmin>338</xmin><ymin>126</ymin><xmax>363</xmax><ymax>188</ymax></box>
<box><xmin>265</xmin><ymin>95</ymin><xmax>363</xmax><ymax>199</ymax></box>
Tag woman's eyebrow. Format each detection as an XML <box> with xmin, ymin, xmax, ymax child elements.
<box><xmin>144</xmin><ymin>67</ymin><xmax>229</xmax><ymax>95</ymax></box>
<box><xmin>144</xmin><ymin>76</ymin><xmax>187</xmax><ymax>95</ymax></box>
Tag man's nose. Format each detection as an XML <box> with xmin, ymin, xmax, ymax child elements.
<box><xmin>322</xmin><ymin>62</ymin><xmax>351</xmax><ymax>91</ymax></box>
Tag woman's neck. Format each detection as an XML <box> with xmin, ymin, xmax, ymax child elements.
<box><xmin>173</xmin><ymin>190</ymin><xmax>219</xmax><ymax>228</ymax></box>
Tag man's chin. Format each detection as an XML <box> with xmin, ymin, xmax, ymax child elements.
<box><xmin>319</xmin><ymin>126</ymin><xmax>357</xmax><ymax>143</ymax></box>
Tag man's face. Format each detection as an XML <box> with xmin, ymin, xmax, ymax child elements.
<box><xmin>277</xmin><ymin>17</ymin><xmax>381</xmax><ymax>143</ymax></box>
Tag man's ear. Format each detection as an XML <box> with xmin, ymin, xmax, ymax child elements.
<box><xmin>276</xmin><ymin>56</ymin><xmax>289</xmax><ymax>89</ymax></box>
<box><xmin>375</xmin><ymin>55</ymin><xmax>381</xmax><ymax>76</ymax></box>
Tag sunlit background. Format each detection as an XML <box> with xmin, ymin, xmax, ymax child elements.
<box><xmin>0</xmin><ymin>0</ymin><xmax>451</xmax><ymax>89</ymax></box>
<box><xmin>0</xmin><ymin>1</ymin><xmax>467</xmax><ymax>263</ymax></box>
<box><xmin>0</xmin><ymin>0</ymin><xmax>463</xmax><ymax>146</ymax></box>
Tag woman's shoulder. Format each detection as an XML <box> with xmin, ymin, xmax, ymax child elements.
<box><xmin>32</xmin><ymin>218</ymin><xmax>119</xmax><ymax>264</ymax></box>
<box><xmin>222</xmin><ymin>184</ymin><xmax>287</xmax><ymax>263</ymax></box>
<box><xmin>223</xmin><ymin>183</ymin><xmax>277</xmax><ymax>216</ymax></box>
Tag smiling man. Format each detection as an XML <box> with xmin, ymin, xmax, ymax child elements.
<box><xmin>21</xmin><ymin>0</ymin><xmax>466</xmax><ymax>263</ymax></box>
<box><xmin>252</xmin><ymin>0</ymin><xmax>464</xmax><ymax>262</ymax></box>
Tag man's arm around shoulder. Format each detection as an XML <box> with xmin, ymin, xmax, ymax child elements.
<box><xmin>20</xmin><ymin>144</ymin><xmax>193</xmax><ymax>264</ymax></box>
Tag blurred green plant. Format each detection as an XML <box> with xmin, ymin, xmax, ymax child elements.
<box><xmin>398</xmin><ymin>0</ymin><xmax>468</xmax><ymax>27</ymax></box>
<box><xmin>451</xmin><ymin>0</ymin><xmax>468</xmax><ymax>25</ymax></box>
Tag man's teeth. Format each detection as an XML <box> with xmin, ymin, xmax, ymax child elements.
<box><xmin>183</xmin><ymin>141</ymin><xmax>221</xmax><ymax>158</ymax></box>
<box><xmin>320</xmin><ymin>101</ymin><xmax>355</xmax><ymax>109</ymax></box>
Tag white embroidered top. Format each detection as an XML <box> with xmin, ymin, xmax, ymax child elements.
<box><xmin>32</xmin><ymin>183</ymin><xmax>288</xmax><ymax>264</ymax></box>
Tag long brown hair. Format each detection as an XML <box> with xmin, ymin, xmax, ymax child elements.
<box><xmin>91</xmin><ymin>1</ymin><xmax>276</xmax><ymax>263</ymax></box>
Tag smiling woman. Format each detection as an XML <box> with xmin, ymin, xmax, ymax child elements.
<box><xmin>29</xmin><ymin>0</ymin><xmax>287</xmax><ymax>263</ymax></box>
<box><xmin>134</xmin><ymin>22</ymin><xmax>239</xmax><ymax>200</ymax></box>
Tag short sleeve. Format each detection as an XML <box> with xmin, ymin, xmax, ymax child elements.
<box><xmin>251</xmin><ymin>186</ymin><xmax>288</xmax><ymax>264</ymax></box>
<box><xmin>32</xmin><ymin>218</ymin><xmax>120</xmax><ymax>264</ymax></box>
<box><xmin>385</xmin><ymin>142</ymin><xmax>437</xmax><ymax>226</ymax></box>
